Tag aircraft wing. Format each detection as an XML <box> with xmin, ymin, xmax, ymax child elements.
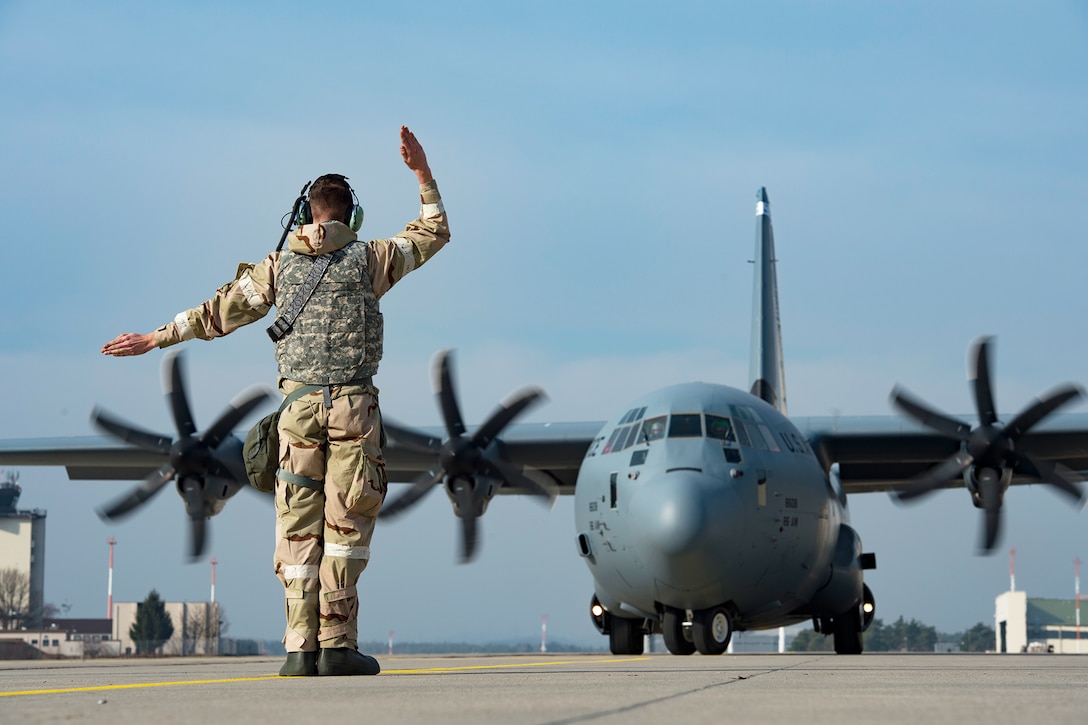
<box><xmin>0</xmin><ymin>421</ymin><xmax>603</xmax><ymax>494</ymax></box>
<box><xmin>795</xmin><ymin>412</ymin><xmax>1088</xmax><ymax>494</ymax></box>
<box><xmin>0</xmin><ymin>436</ymin><xmax>162</xmax><ymax>481</ymax></box>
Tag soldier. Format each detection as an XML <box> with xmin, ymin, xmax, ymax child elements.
<box><xmin>101</xmin><ymin>126</ymin><xmax>450</xmax><ymax>677</ymax></box>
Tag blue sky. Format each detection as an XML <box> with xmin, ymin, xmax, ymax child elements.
<box><xmin>1</xmin><ymin>1</ymin><xmax>1087</xmax><ymax>645</ymax></box>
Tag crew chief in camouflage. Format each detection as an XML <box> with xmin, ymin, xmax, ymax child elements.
<box><xmin>101</xmin><ymin>126</ymin><xmax>449</xmax><ymax>677</ymax></box>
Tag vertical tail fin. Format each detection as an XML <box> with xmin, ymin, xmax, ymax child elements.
<box><xmin>748</xmin><ymin>187</ymin><xmax>788</xmax><ymax>414</ymax></box>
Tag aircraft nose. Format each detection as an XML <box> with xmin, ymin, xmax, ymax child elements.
<box><xmin>629</xmin><ymin>471</ymin><xmax>740</xmax><ymax>555</ymax></box>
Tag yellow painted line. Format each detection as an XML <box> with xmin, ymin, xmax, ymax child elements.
<box><xmin>0</xmin><ymin>676</ymin><xmax>281</xmax><ymax>698</ymax></box>
<box><xmin>386</xmin><ymin>656</ymin><xmax>650</xmax><ymax>674</ymax></box>
<box><xmin>0</xmin><ymin>657</ymin><xmax>650</xmax><ymax>697</ymax></box>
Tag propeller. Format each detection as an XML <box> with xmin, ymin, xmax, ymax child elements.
<box><xmin>379</xmin><ymin>349</ymin><xmax>555</xmax><ymax>562</ymax></box>
<box><xmin>889</xmin><ymin>336</ymin><xmax>1085</xmax><ymax>552</ymax></box>
<box><xmin>93</xmin><ymin>351</ymin><xmax>271</xmax><ymax>560</ymax></box>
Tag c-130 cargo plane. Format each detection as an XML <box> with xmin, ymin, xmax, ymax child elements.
<box><xmin>2</xmin><ymin>188</ymin><xmax>1086</xmax><ymax>655</ymax></box>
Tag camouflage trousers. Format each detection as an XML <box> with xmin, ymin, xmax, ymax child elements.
<box><xmin>273</xmin><ymin>379</ymin><xmax>387</xmax><ymax>652</ymax></box>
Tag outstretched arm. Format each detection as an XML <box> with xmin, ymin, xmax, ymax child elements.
<box><xmin>400</xmin><ymin>125</ymin><xmax>433</xmax><ymax>184</ymax></box>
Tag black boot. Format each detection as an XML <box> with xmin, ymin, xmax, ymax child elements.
<box><xmin>317</xmin><ymin>647</ymin><xmax>381</xmax><ymax>676</ymax></box>
<box><xmin>279</xmin><ymin>651</ymin><xmax>318</xmax><ymax>677</ymax></box>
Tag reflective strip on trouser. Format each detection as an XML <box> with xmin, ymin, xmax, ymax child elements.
<box><xmin>273</xmin><ymin>380</ymin><xmax>387</xmax><ymax>651</ymax></box>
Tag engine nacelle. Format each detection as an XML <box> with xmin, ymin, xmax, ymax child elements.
<box><xmin>964</xmin><ymin>465</ymin><xmax>1012</xmax><ymax>509</ymax></box>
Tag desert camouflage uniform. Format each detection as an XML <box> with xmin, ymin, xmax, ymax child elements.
<box><xmin>152</xmin><ymin>180</ymin><xmax>449</xmax><ymax>652</ymax></box>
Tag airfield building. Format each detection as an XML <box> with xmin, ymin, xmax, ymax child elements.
<box><xmin>995</xmin><ymin>590</ymin><xmax>1087</xmax><ymax>654</ymax></box>
<box><xmin>0</xmin><ymin>473</ymin><xmax>46</xmax><ymax>630</ymax></box>
<box><xmin>112</xmin><ymin>600</ymin><xmax>222</xmax><ymax>656</ymax></box>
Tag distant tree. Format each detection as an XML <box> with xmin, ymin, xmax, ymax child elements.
<box><xmin>789</xmin><ymin>629</ymin><xmax>834</xmax><ymax>652</ymax></box>
<box><xmin>130</xmin><ymin>590</ymin><xmax>174</xmax><ymax>655</ymax></box>
<box><xmin>864</xmin><ymin>616</ymin><xmax>937</xmax><ymax>652</ymax></box>
<box><xmin>183</xmin><ymin>603</ymin><xmax>225</xmax><ymax>655</ymax></box>
<box><xmin>959</xmin><ymin>622</ymin><xmax>995</xmax><ymax>652</ymax></box>
<box><xmin>0</xmin><ymin>568</ymin><xmax>30</xmax><ymax>630</ymax></box>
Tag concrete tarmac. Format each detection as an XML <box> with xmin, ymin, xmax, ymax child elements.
<box><xmin>2</xmin><ymin>652</ymin><xmax>1087</xmax><ymax>724</ymax></box>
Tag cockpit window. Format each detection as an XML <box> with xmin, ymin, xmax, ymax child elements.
<box><xmin>706</xmin><ymin>415</ymin><xmax>736</xmax><ymax>443</ymax></box>
<box><xmin>668</xmin><ymin>413</ymin><xmax>702</xmax><ymax>438</ymax></box>
<box><xmin>602</xmin><ymin>427</ymin><xmax>624</xmax><ymax>454</ymax></box>
<box><xmin>641</xmin><ymin>416</ymin><xmax>667</xmax><ymax>442</ymax></box>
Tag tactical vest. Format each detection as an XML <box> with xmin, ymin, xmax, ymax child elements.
<box><xmin>273</xmin><ymin>242</ymin><xmax>383</xmax><ymax>384</ymax></box>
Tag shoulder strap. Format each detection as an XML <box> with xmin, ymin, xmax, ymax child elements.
<box><xmin>266</xmin><ymin>252</ymin><xmax>339</xmax><ymax>341</ymax></box>
<box><xmin>278</xmin><ymin>384</ymin><xmax>323</xmax><ymax>413</ymax></box>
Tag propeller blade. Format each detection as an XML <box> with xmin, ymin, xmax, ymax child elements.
<box><xmin>470</xmin><ymin>387</ymin><xmax>547</xmax><ymax>450</ymax></box>
<box><xmin>1011</xmin><ymin>453</ymin><xmax>1085</xmax><ymax>504</ymax></box>
<box><xmin>98</xmin><ymin>464</ymin><xmax>175</xmax><ymax>520</ymax></box>
<box><xmin>201</xmin><ymin>386</ymin><xmax>273</xmax><ymax>448</ymax></box>
<box><xmin>163</xmin><ymin>351</ymin><xmax>198</xmax><ymax>439</ymax></box>
<box><xmin>379</xmin><ymin>465</ymin><xmax>445</xmax><ymax>519</ymax></box>
<box><xmin>180</xmin><ymin>477</ymin><xmax>208</xmax><ymax>559</ymax></box>
<box><xmin>970</xmin><ymin>336</ymin><xmax>998</xmax><ymax>428</ymax></box>
<box><xmin>976</xmin><ymin>467</ymin><xmax>1004</xmax><ymax>553</ymax></box>
<box><xmin>452</xmin><ymin>478</ymin><xmax>478</xmax><ymax>562</ymax></box>
<box><xmin>893</xmin><ymin>450</ymin><xmax>974</xmax><ymax>502</ymax></box>
<box><xmin>92</xmin><ymin>407</ymin><xmax>173</xmax><ymax>454</ymax></box>
<box><xmin>889</xmin><ymin>386</ymin><xmax>971</xmax><ymax>440</ymax></box>
<box><xmin>382</xmin><ymin>419</ymin><xmax>444</xmax><ymax>454</ymax></box>
<box><xmin>1003</xmin><ymin>384</ymin><xmax>1085</xmax><ymax>441</ymax></box>
<box><xmin>477</xmin><ymin>457</ymin><xmax>558</xmax><ymax>506</ymax></box>
<box><xmin>981</xmin><ymin>502</ymin><xmax>1002</xmax><ymax>553</ymax></box>
<box><xmin>433</xmin><ymin>350</ymin><xmax>466</xmax><ymax>438</ymax></box>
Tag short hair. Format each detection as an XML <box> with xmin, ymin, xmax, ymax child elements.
<box><xmin>309</xmin><ymin>174</ymin><xmax>354</xmax><ymax>223</ymax></box>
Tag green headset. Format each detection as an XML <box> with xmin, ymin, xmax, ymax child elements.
<box><xmin>296</xmin><ymin>175</ymin><xmax>365</xmax><ymax>232</ymax></box>
<box><xmin>276</xmin><ymin>177</ymin><xmax>365</xmax><ymax>252</ymax></box>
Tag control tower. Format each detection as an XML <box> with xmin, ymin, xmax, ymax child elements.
<box><xmin>0</xmin><ymin>471</ymin><xmax>46</xmax><ymax>628</ymax></box>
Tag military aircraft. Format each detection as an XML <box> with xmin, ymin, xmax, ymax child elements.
<box><xmin>2</xmin><ymin>188</ymin><xmax>1087</xmax><ymax>655</ymax></box>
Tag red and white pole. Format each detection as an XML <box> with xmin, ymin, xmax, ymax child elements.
<box><xmin>388</xmin><ymin>631</ymin><xmax>394</xmax><ymax>656</ymax></box>
<box><xmin>106</xmin><ymin>537</ymin><xmax>116</xmax><ymax>619</ymax></box>
<box><xmin>541</xmin><ymin>615</ymin><xmax>548</xmax><ymax>653</ymax></box>
<box><xmin>1009</xmin><ymin>547</ymin><xmax>1016</xmax><ymax>592</ymax></box>
<box><xmin>1075</xmin><ymin>558</ymin><xmax>1081</xmax><ymax>654</ymax></box>
<box><xmin>210</xmin><ymin>557</ymin><xmax>217</xmax><ymax>604</ymax></box>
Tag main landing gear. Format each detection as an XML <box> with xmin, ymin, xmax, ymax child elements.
<box><xmin>592</xmin><ymin>596</ymin><xmax>736</xmax><ymax>656</ymax></box>
<box><xmin>662</xmin><ymin>606</ymin><xmax>733</xmax><ymax>656</ymax></box>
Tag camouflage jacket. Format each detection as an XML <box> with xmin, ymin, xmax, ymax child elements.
<box><xmin>152</xmin><ymin>179</ymin><xmax>449</xmax><ymax>383</ymax></box>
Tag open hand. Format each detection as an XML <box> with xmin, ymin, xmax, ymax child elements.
<box><xmin>399</xmin><ymin>126</ymin><xmax>433</xmax><ymax>184</ymax></box>
<box><xmin>101</xmin><ymin>332</ymin><xmax>156</xmax><ymax>357</ymax></box>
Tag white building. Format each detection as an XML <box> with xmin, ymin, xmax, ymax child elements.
<box><xmin>995</xmin><ymin>590</ymin><xmax>1087</xmax><ymax>654</ymax></box>
<box><xmin>0</xmin><ymin>474</ymin><xmax>46</xmax><ymax>629</ymax></box>
<box><xmin>112</xmin><ymin>601</ymin><xmax>222</xmax><ymax>656</ymax></box>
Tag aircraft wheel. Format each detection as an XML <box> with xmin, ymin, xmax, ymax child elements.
<box><xmin>692</xmin><ymin>606</ymin><xmax>732</xmax><ymax>655</ymax></box>
<box><xmin>832</xmin><ymin>605</ymin><xmax>863</xmax><ymax>655</ymax></box>
<box><xmin>609</xmin><ymin>616</ymin><xmax>645</xmax><ymax>655</ymax></box>
<box><xmin>662</xmin><ymin>608</ymin><xmax>695</xmax><ymax>656</ymax></box>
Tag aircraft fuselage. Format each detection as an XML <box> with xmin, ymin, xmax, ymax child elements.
<box><xmin>575</xmin><ymin>382</ymin><xmax>869</xmax><ymax>652</ymax></box>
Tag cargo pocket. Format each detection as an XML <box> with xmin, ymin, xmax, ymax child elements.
<box><xmin>345</xmin><ymin>453</ymin><xmax>387</xmax><ymax>518</ymax></box>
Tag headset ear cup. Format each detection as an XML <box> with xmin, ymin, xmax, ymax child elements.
<box><xmin>296</xmin><ymin>200</ymin><xmax>312</xmax><ymax>227</ymax></box>
<box><xmin>349</xmin><ymin>204</ymin><xmax>364</xmax><ymax>232</ymax></box>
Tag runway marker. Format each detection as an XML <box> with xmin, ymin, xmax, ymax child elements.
<box><xmin>0</xmin><ymin>658</ymin><xmax>649</xmax><ymax>697</ymax></box>
<box><xmin>0</xmin><ymin>676</ymin><xmax>280</xmax><ymax>698</ymax></box>
<box><xmin>387</xmin><ymin>657</ymin><xmax>649</xmax><ymax>674</ymax></box>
